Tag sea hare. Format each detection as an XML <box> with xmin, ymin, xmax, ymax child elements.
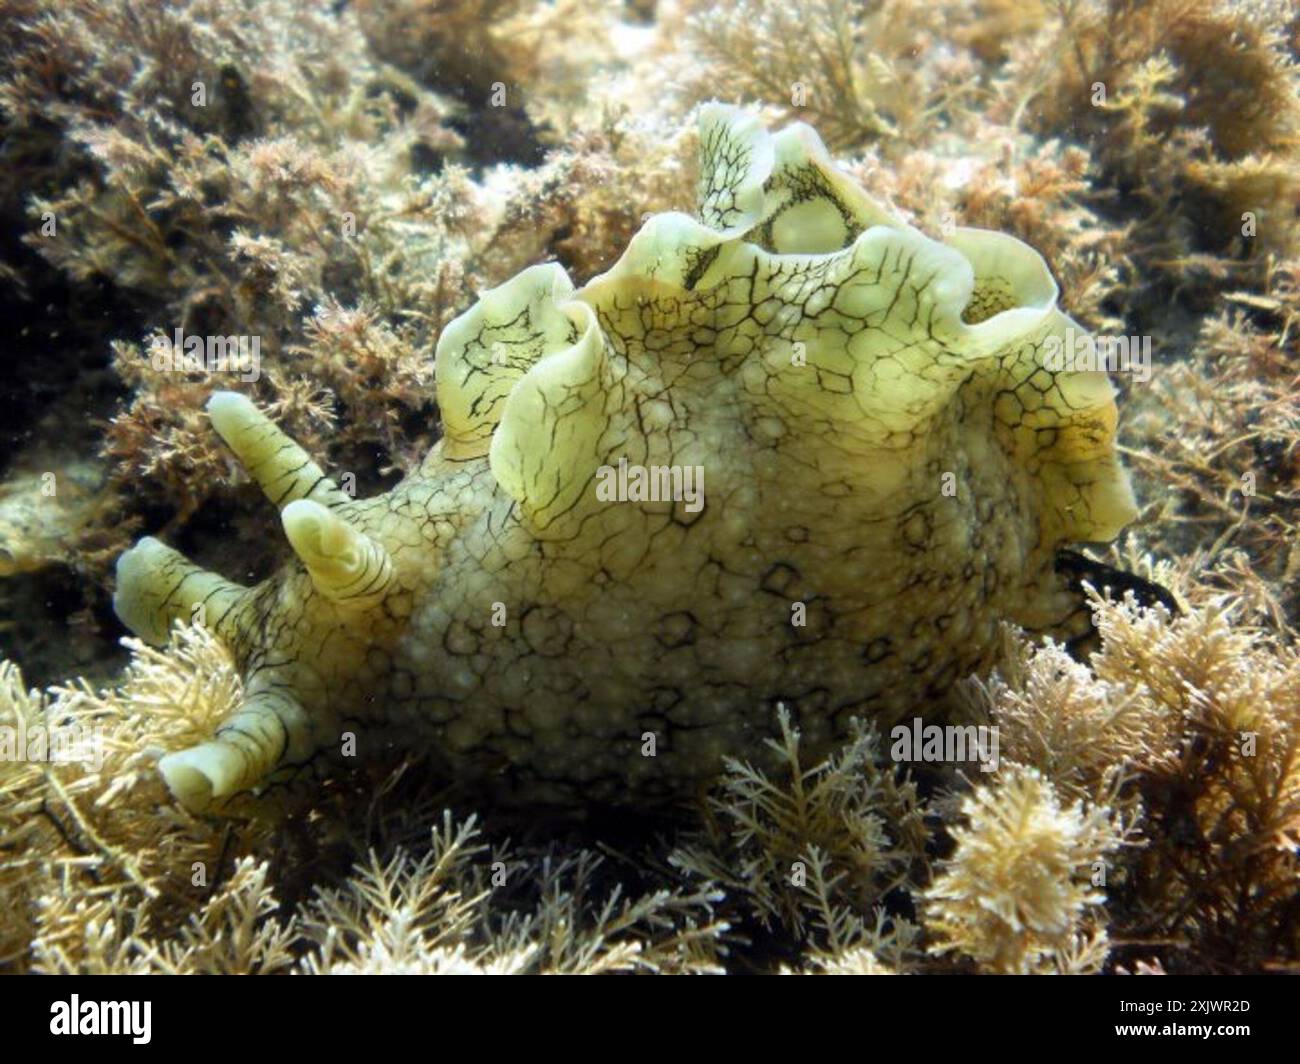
<box><xmin>114</xmin><ymin>104</ymin><xmax>1138</xmax><ymax>812</ymax></box>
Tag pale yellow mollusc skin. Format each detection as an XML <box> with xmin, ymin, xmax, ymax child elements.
<box><xmin>114</xmin><ymin>103</ymin><xmax>1136</xmax><ymax>813</ymax></box>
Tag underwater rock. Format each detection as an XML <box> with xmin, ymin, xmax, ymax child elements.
<box><xmin>113</xmin><ymin>104</ymin><xmax>1137</xmax><ymax>812</ymax></box>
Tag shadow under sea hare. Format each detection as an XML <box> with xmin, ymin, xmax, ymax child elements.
<box><xmin>112</xmin><ymin>104</ymin><xmax>1138</xmax><ymax>812</ymax></box>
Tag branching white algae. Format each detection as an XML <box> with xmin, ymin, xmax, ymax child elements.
<box><xmin>114</xmin><ymin>105</ymin><xmax>1136</xmax><ymax>812</ymax></box>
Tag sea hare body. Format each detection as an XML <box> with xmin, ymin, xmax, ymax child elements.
<box><xmin>114</xmin><ymin>105</ymin><xmax>1137</xmax><ymax>812</ymax></box>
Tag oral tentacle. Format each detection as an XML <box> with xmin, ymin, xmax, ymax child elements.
<box><xmin>113</xmin><ymin>536</ymin><xmax>248</xmax><ymax>646</ymax></box>
<box><xmin>158</xmin><ymin>687</ymin><xmax>312</xmax><ymax>812</ymax></box>
<box><xmin>281</xmin><ymin>499</ymin><xmax>394</xmax><ymax>607</ymax></box>
<box><xmin>207</xmin><ymin>390</ymin><xmax>350</xmax><ymax>510</ymax></box>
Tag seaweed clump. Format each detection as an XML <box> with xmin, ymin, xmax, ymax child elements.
<box><xmin>670</xmin><ymin>710</ymin><xmax>928</xmax><ymax>972</ymax></box>
<box><xmin>0</xmin><ymin>0</ymin><xmax>478</xmax><ymax>526</ymax></box>
<box><xmin>923</xmin><ymin>765</ymin><xmax>1124</xmax><ymax>974</ymax></box>
<box><xmin>1007</xmin><ymin>0</ymin><xmax>1300</xmax><ymax>291</ymax></box>
<box><xmin>970</xmin><ymin>573</ymin><xmax>1300</xmax><ymax>973</ymax></box>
